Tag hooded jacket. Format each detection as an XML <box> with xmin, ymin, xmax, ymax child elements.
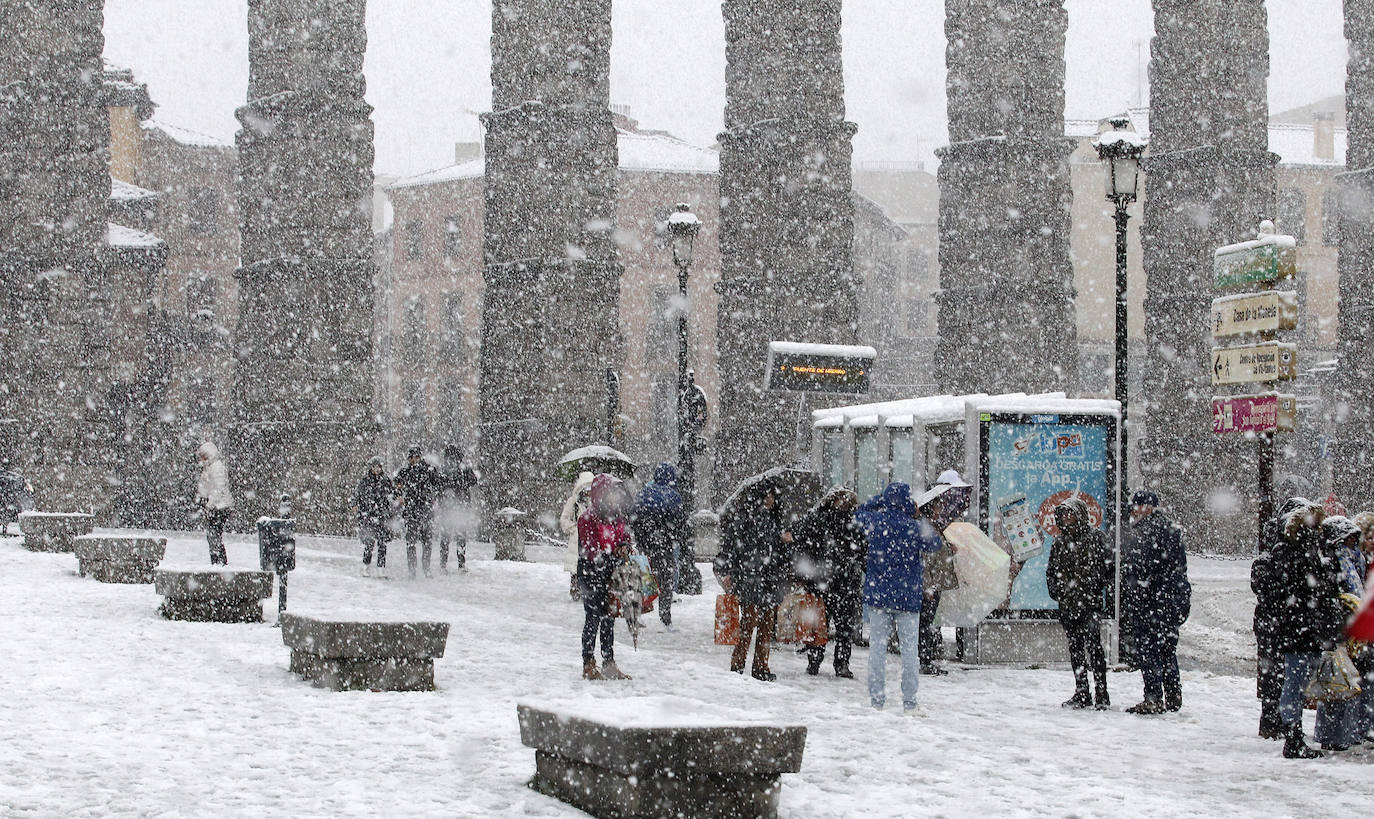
<box><xmin>1046</xmin><ymin>497</ymin><xmax>1112</xmax><ymax>619</ymax></box>
<box><xmin>1122</xmin><ymin>507</ymin><xmax>1190</xmax><ymax>661</ymax></box>
<box><xmin>578</xmin><ymin>474</ymin><xmax>632</xmax><ymax>563</ymax></box>
<box><xmin>1271</xmin><ymin>504</ymin><xmax>1344</xmax><ymax>654</ymax></box>
<box><xmin>356</xmin><ymin>457</ymin><xmax>396</xmax><ymax>526</ymax></box>
<box><xmin>714</xmin><ymin>482</ymin><xmax>793</xmax><ymax>608</ymax></box>
<box><xmin>196</xmin><ymin>442</ymin><xmax>233</xmax><ymax>511</ymax></box>
<box><xmin>632</xmin><ymin>463</ymin><xmax>687</xmax><ymax>559</ymax></box>
<box><xmin>858</xmin><ymin>482</ymin><xmax>943</xmax><ymax>612</ymax></box>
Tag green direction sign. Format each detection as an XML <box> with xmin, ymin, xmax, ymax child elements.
<box><xmin>1213</xmin><ymin>236</ymin><xmax>1297</xmax><ymax>289</ymax></box>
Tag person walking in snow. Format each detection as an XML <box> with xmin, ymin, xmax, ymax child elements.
<box><xmin>1252</xmin><ymin>496</ymin><xmax>1310</xmax><ymax>739</ymax></box>
<box><xmin>195</xmin><ymin>441</ymin><xmax>233</xmax><ymax>565</ymax></box>
<box><xmin>632</xmin><ymin>463</ymin><xmax>688</xmax><ymax>630</ymax></box>
<box><xmin>1046</xmin><ymin>496</ymin><xmax>1113</xmax><ymax>710</ymax></box>
<box><xmin>354</xmin><ymin>456</ymin><xmax>396</xmax><ymax>577</ymax></box>
<box><xmin>435</xmin><ymin>444</ymin><xmax>477</xmax><ymax>573</ymax></box>
<box><xmin>1121</xmin><ymin>489</ymin><xmax>1191</xmax><ymax>715</ymax></box>
<box><xmin>858</xmin><ymin>482</ymin><xmax>944</xmax><ymax>713</ymax></box>
<box><xmin>577</xmin><ymin>474</ymin><xmax>633</xmax><ymax>680</ymax></box>
<box><xmin>561</xmin><ymin>471</ymin><xmax>595</xmax><ymax>601</ymax></box>
<box><xmin>1270</xmin><ymin>501</ymin><xmax>1342</xmax><ymax>758</ymax></box>
<box><xmin>792</xmin><ymin>487</ymin><xmax>866</xmax><ymax>678</ymax></box>
<box><xmin>395</xmin><ymin>445</ymin><xmax>442</xmax><ymax>579</ymax></box>
<box><xmin>714</xmin><ymin>479</ymin><xmax>793</xmax><ymax>682</ymax></box>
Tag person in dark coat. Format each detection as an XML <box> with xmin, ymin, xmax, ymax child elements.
<box><xmin>1313</xmin><ymin>515</ymin><xmax>1366</xmax><ymax>751</ymax></box>
<box><xmin>1271</xmin><ymin>501</ymin><xmax>1343</xmax><ymax>758</ymax></box>
<box><xmin>792</xmin><ymin>487</ymin><xmax>866</xmax><ymax>678</ymax></box>
<box><xmin>1121</xmin><ymin>489</ymin><xmax>1191</xmax><ymax>714</ymax></box>
<box><xmin>858</xmin><ymin>482</ymin><xmax>944</xmax><ymax>712</ymax></box>
<box><xmin>354</xmin><ymin>456</ymin><xmax>396</xmax><ymax>577</ymax></box>
<box><xmin>632</xmin><ymin>463</ymin><xmax>688</xmax><ymax>629</ymax></box>
<box><xmin>1252</xmin><ymin>496</ymin><xmax>1311</xmax><ymax>739</ymax></box>
<box><xmin>714</xmin><ymin>480</ymin><xmax>793</xmax><ymax>681</ymax></box>
<box><xmin>394</xmin><ymin>445</ymin><xmax>442</xmax><ymax>579</ymax></box>
<box><xmin>435</xmin><ymin>444</ymin><xmax>478</xmax><ymax>572</ymax></box>
<box><xmin>1046</xmin><ymin>496</ymin><xmax>1113</xmax><ymax>710</ymax></box>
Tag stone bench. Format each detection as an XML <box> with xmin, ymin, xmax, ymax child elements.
<box><xmin>279</xmin><ymin>613</ymin><xmax>450</xmax><ymax>691</ymax></box>
<box><xmin>74</xmin><ymin>534</ymin><xmax>167</xmax><ymax>583</ymax></box>
<box><xmin>154</xmin><ymin>569</ymin><xmax>274</xmax><ymax>623</ymax></box>
<box><xmin>518</xmin><ymin>705</ymin><xmax>807</xmax><ymax>819</ymax></box>
<box><xmin>18</xmin><ymin>512</ymin><xmax>95</xmax><ymax>552</ymax></box>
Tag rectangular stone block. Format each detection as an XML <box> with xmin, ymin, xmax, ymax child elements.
<box><xmin>518</xmin><ymin>705</ymin><xmax>806</xmax><ymax>819</ymax></box>
<box><xmin>967</xmin><ymin>618</ymin><xmax>1112</xmax><ymax>665</ymax></box>
<box><xmin>73</xmin><ymin>534</ymin><xmax>166</xmax><ymax>583</ymax></box>
<box><xmin>18</xmin><ymin>511</ymin><xmax>95</xmax><ymax>552</ymax></box>
<box><xmin>279</xmin><ymin>613</ymin><xmax>450</xmax><ymax>691</ymax></box>
<box><xmin>154</xmin><ymin>569</ymin><xmax>273</xmax><ymax>623</ymax></box>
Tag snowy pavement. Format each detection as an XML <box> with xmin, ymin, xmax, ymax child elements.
<box><xmin>0</xmin><ymin>530</ymin><xmax>1367</xmax><ymax>818</ymax></box>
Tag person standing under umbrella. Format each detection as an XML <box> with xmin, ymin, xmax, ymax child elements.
<box><xmin>792</xmin><ymin>487</ymin><xmax>866</xmax><ymax>678</ymax></box>
<box><xmin>714</xmin><ymin>479</ymin><xmax>793</xmax><ymax>682</ymax></box>
<box><xmin>577</xmin><ymin>474</ymin><xmax>633</xmax><ymax>681</ymax></box>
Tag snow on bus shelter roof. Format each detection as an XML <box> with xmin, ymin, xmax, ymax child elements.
<box><xmin>970</xmin><ymin>396</ymin><xmax>1120</xmax><ymax>418</ymax></box>
<box><xmin>813</xmin><ymin>392</ymin><xmax>1070</xmax><ymax>429</ymax></box>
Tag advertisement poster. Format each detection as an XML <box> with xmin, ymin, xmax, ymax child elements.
<box><xmin>982</xmin><ymin>416</ymin><xmax>1115</xmax><ymax>612</ymax></box>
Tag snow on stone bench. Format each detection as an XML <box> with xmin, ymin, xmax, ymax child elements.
<box><xmin>517</xmin><ymin>702</ymin><xmax>806</xmax><ymax>819</ymax></box>
<box><xmin>17</xmin><ymin>512</ymin><xmax>95</xmax><ymax>552</ymax></box>
<box><xmin>73</xmin><ymin>534</ymin><xmax>167</xmax><ymax>583</ymax></box>
<box><xmin>154</xmin><ymin>568</ymin><xmax>274</xmax><ymax>623</ymax></box>
<box><xmin>279</xmin><ymin>613</ymin><xmax>450</xmax><ymax>692</ymax></box>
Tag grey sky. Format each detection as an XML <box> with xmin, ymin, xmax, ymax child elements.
<box><xmin>102</xmin><ymin>0</ymin><xmax>1347</xmax><ymax>178</ymax></box>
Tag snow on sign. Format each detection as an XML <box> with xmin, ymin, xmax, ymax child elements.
<box><xmin>1210</xmin><ymin>342</ymin><xmax>1297</xmax><ymax>385</ymax></box>
<box><xmin>765</xmin><ymin>341</ymin><xmax>876</xmax><ymax>394</ymax></box>
<box><xmin>1209</xmin><ymin>290</ymin><xmax>1298</xmax><ymax>339</ymax></box>
<box><xmin>1212</xmin><ymin>234</ymin><xmax>1296</xmax><ymax>289</ymax></box>
<box><xmin>1211</xmin><ymin>393</ymin><xmax>1297</xmax><ymax>434</ymax></box>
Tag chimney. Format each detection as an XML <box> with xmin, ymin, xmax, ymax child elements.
<box><xmin>454</xmin><ymin>141</ymin><xmax>481</xmax><ymax>163</ymax></box>
<box><xmin>1313</xmin><ymin>111</ymin><xmax>1335</xmax><ymax>161</ymax></box>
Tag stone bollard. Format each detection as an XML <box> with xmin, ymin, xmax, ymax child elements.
<box><xmin>518</xmin><ymin>705</ymin><xmax>806</xmax><ymax>819</ymax></box>
<box><xmin>280</xmin><ymin>613</ymin><xmax>451</xmax><ymax>691</ymax></box>
<box><xmin>689</xmin><ymin>509</ymin><xmax>720</xmax><ymax>561</ymax></box>
<box><xmin>492</xmin><ymin>506</ymin><xmax>527</xmax><ymax>561</ymax></box>
<box><xmin>154</xmin><ymin>569</ymin><xmax>274</xmax><ymax>623</ymax></box>
<box><xmin>17</xmin><ymin>512</ymin><xmax>95</xmax><ymax>552</ymax></box>
<box><xmin>73</xmin><ymin>534</ymin><xmax>167</xmax><ymax>583</ymax></box>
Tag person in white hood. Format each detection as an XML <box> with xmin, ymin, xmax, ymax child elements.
<box><xmin>196</xmin><ymin>442</ymin><xmax>234</xmax><ymax>564</ymax></box>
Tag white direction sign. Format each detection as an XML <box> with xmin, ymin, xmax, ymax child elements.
<box><xmin>1210</xmin><ymin>291</ymin><xmax>1299</xmax><ymax>339</ymax></box>
<box><xmin>1211</xmin><ymin>342</ymin><xmax>1298</xmax><ymax>386</ymax></box>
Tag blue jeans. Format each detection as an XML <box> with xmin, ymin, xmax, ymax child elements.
<box><xmin>1279</xmin><ymin>652</ymin><xmax>1320</xmax><ymax>725</ymax></box>
<box><xmin>867</xmin><ymin>606</ymin><xmax>921</xmax><ymax>710</ymax></box>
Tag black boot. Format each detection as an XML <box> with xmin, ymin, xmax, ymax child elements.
<box><xmin>1258</xmin><ymin>700</ymin><xmax>1283</xmax><ymax>740</ymax></box>
<box><xmin>1281</xmin><ymin>723</ymin><xmax>1323</xmax><ymax>759</ymax></box>
<box><xmin>1094</xmin><ymin>687</ymin><xmax>1111</xmax><ymax>711</ymax></box>
<box><xmin>1062</xmin><ymin>690</ymin><xmax>1092</xmax><ymax>709</ymax></box>
<box><xmin>805</xmin><ymin>647</ymin><xmax>823</xmax><ymax>676</ymax></box>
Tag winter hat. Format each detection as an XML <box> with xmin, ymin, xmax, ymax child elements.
<box><xmin>1130</xmin><ymin>488</ymin><xmax>1160</xmax><ymax>507</ymax></box>
<box><xmin>197</xmin><ymin>442</ymin><xmax>218</xmax><ymax>461</ymax></box>
<box><xmin>572</xmin><ymin>470</ymin><xmax>595</xmax><ymax>494</ymax></box>
<box><xmin>1322</xmin><ymin>515</ymin><xmax>1361</xmax><ymax>545</ymax></box>
<box><xmin>935</xmin><ymin>469</ymin><xmax>972</xmax><ymax>489</ymax></box>
<box><xmin>407</xmin><ymin>445</ymin><xmax>422</xmax><ymax>458</ymax></box>
<box><xmin>1276</xmin><ymin>497</ymin><xmax>1311</xmax><ymax>520</ymax></box>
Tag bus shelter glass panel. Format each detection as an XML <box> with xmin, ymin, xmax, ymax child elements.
<box><xmin>855</xmin><ymin>429</ymin><xmax>879</xmax><ymax>501</ymax></box>
<box><xmin>822</xmin><ymin>430</ymin><xmax>845</xmax><ymax>489</ymax></box>
<box><xmin>888</xmin><ymin>428</ymin><xmax>913</xmax><ymax>487</ymax></box>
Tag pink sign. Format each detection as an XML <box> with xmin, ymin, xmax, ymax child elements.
<box><xmin>1211</xmin><ymin>394</ymin><xmax>1294</xmax><ymax>434</ymax></box>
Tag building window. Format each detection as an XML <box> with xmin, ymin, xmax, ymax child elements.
<box><xmin>440</xmin><ymin>293</ymin><xmax>464</xmax><ymax>360</ymax></box>
<box><xmin>189</xmin><ymin>187</ymin><xmax>219</xmax><ymax>235</ymax></box>
<box><xmin>405</xmin><ymin>219</ymin><xmax>424</xmax><ymax>260</ymax></box>
<box><xmin>1322</xmin><ymin>187</ymin><xmax>1341</xmax><ymax>246</ymax></box>
<box><xmin>186</xmin><ymin>381</ymin><xmax>215</xmax><ymax>425</ymax></box>
<box><xmin>1276</xmin><ymin>187</ymin><xmax>1306</xmax><ymax>245</ymax></box>
<box><xmin>444</xmin><ymin>217</ymin><xmax>462</xmax><ymax>257</ymax></box>
<box><xmin>403</xmin><ymin>297</ymin><xmax>425</xmax><ymax>363</ymax></box>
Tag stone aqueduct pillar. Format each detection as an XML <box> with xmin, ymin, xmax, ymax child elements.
<box><xmin>1139</xmin><ymin>0</ymin><xmax>1276</xmax><ymax>546</ymax></box>
<box><xmin>712</xmin><ymin>0</ymin><xmax>859</xmax><ymax>498</ymax></box>
<box><xmin>477</xmin><ymin>0</ymin><xmax>621</xmax><ymax>516</ymax></box>
<box><xmin>1334</xmin><ymin>0</ymin><xmax>1374</xmax><ymax>504</ymax></box>
<box><xmin>0</xmin><ymin>0</ymin><xmax>114</xmax><ymax>514</ymax></box>
<box><xmin>231</xmin><ymin>0</ymin><xmax>378</xmax><ymax>532</ymax></box>
<box><xmin>934</xmin><ymin>0</ymin><xmax>1078</xmax><ymax>398</ymax></box>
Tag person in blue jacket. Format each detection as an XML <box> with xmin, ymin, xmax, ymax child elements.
<box><xmin>857</xmin><ymin>482</ymin><xmax>946</xmax><ymax>713</ymax></box>
<box><xmin>632</xmin><ymin>463</ymin><xmax>688</xmax><ymax>629</ymax></box>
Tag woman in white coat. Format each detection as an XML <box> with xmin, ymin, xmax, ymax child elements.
<box><xmin>196</xmin><ymin>442</ymin><xmax>234</xmax><ymax>564</ymax></box>
<box><xmin>561</xmin><ymin>471</ymin><xmax>595</xmax><ymax>600</ymax></box>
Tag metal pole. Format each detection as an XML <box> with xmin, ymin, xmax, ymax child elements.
<box><xmin>676</xmin><ymin>261</ymin><xmax>694</xmax><ymax>509</ymax></box>
<box><xmin>1114</xmin><ymin>203</ymin><xmax>1130</xmax><ymax>527</ymax></box>
<box><xmin>1258</xmin><ymin>430</ymin><xmax>1274</xmax><ymax>551</ymax></box>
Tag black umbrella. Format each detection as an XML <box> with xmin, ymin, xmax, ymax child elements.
<box><xmin>718</xmin><ymin>466</ymin><xmax>824</xmax><ymax>528</ymax></box>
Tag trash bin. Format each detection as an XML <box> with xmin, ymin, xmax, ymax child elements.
<box><xmin>491</xmin><ymin>507</ymin><xmax>526</xmax><ymax>561</ymax></box>
<box><xmin>257</xmin><ymin>516</ymin><xmax>297</xmax><ymax>574</ymax></box>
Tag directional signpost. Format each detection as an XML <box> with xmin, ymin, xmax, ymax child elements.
<box><xmin>1210</xmin><ymin>223</ymin><xmax>1299</xmax><ymax>547</ymax></box>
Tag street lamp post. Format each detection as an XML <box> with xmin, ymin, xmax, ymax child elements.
<box><xmin>1094</xmin><ymin>119</ymin><xmax>1146</xmax><ymax>525</ymax></box>
<box><xmin>667</xmin><ymin>203</ymin><xmax>702</xmax><ymax>508</ymax></box>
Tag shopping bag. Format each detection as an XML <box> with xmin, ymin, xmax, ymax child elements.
<box><xmin>776</xmin><ymin>592</ymin><xmax>828</xmax><ymax>645</ymax></box>
<box><xmin>1303</xmin><ymin>646</ymin><xmax>1363</xmax><ymax>705</ymax></box>
<box><xmin>714</xmin><ymin>593</ymin><xmax>740</xmax><ymax>645</ymax></box>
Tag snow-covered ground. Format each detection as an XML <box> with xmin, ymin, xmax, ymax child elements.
<box><xmin>0</xmin><ymin>529</ymin><xmax>1366</xmax><ymax>818</ymax></box>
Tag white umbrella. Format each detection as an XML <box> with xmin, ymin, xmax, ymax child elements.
<box><xmin>938</xmin><ymin>521</ymin><xmax>1011</xmax><ymax>627</ymax></box>
<box><xmin>554</xmin><ymin>445</ymin><xmax>635</xmax><ymax>481</ymax></box>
